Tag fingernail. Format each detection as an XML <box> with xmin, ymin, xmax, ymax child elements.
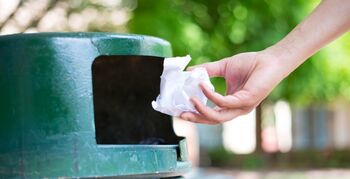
<box><xmin>189</xmin><ymin>97</ymin><xmax>196</xmax><ymax>104</ymax></box>
<box><xmin>199</xmin><ymin>82</ymin><xmax>206</xmax><ymax>88</ymax></box>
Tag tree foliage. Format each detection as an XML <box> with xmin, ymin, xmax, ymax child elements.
<box><xmin>128</xmin><ymin>0</ymin><xmax>350</xmax><ymax>105</ymax></box>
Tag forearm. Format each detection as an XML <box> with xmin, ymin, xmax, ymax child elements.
<box><xmin>265</xmin><ymin>0</ymin><xmax>350</xmax><ymax>77</ymax></box>
<box><xmin>181</xmin><ymin>0</ymin><xmax>349</xmax><ymax>123</ymax></box>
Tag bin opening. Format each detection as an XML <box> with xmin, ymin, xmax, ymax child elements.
<box><xmin>92</xmin><ymin>55</ymin><xmax>180</xmax><ymax>145</ymax></box>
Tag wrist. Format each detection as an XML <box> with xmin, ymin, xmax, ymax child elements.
<box><xmin>259</xmin><ymin>45</ymin><xmax>301</xmax><ymax>78</ymax></box>
<box><xmin>263</xmin><ymin>44</ymin><xmax>296</xmax><ymax>64</ymax></box>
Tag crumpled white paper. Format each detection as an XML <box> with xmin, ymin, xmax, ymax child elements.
<box><xmin>152</xmin><ymin>55</ymin><xmax>214</xmax><ymax>117</ymax></box>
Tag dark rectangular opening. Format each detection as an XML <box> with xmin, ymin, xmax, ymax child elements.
<box><xmin>92</xmin><ymin>55</ymin><xmax>180</xmax><ymax>145</ymax></box>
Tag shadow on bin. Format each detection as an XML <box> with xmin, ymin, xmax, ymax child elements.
<box><xmin>0</xmin><ymin>33</ymin><xmax>191</xmax><ymax>178</ymax></box>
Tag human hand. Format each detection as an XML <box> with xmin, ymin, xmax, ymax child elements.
<box><xmin>180</xmin><ymin>0</ymin><xmax>350</xmax><ymax>125</ymax></box>
<box><xmin>180</xmin><ymin>51</ymin><xmax>288</xmax><ymax>124</ymax></box>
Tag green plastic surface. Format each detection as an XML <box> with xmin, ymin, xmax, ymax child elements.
<box><xmin>0</xmin><ymin>32</ymin><xmax>190</xmax><ymax>178</ymax></box>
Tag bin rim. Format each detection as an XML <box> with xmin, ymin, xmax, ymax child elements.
<box><xmin>0</xmin><ymin>32</ymin><xmax>173</xmax><ymax>57</ymax></box>
<box><xmin>0</xmin><ymin>32</ymin><xmax>169</xmax><ymax>44</ymax></box>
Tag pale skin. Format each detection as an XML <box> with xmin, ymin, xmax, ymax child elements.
<box><xmin>180</xmin><ymin>0</ymin><xmax>350</xmax><ymax>125</ymax></box>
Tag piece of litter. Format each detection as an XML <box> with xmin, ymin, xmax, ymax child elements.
<box><xmin>152</xmin><ymin>55</ymin><xmax>214</xmax><ymax>117</ymax></box>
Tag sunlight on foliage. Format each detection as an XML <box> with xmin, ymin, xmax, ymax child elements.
<box><xmin>128</xmin><ymin>0</ymin><xmax>350</xmax><ymax>105</ymax></box>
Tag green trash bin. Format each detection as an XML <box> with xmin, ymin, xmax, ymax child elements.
<box><xmin>0</xmin><ymin>33</ymin><xmax>191</xmax><ymax>178</ymax></box>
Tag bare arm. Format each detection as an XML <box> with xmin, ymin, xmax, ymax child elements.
<box><xmin>267</xmin><ymin>0</ymin><xmax>350</xmax><ymax>77</ymax></box>
<box><xmin>180</xmin><ymin>0</ymin><xmax>350</xmax><ymax>124</ymax></box>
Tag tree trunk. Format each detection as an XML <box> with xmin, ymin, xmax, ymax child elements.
<box><xmin>255</xmin><ymin>103</ymin><xmax>263</xmax><ymax>153</ymax></box>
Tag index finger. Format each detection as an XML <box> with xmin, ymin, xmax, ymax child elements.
<box><xmin>199</xmin><ymin>82</ymin><xmax>241</xmax><ymax>108</ymax></box>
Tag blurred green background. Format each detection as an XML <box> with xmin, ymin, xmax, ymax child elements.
<box><xmin>1</xmin><ymin>0</ymin><xmax>350</xmax><ymax>176</ymax></box>
<box><xmin>128</xmin><ymin>0</ymin><xmax>350</xmax><ymax>104</ymax></box>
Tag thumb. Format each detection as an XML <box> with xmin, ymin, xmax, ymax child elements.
<box><xmin>187</xmin><ymin>60</ymin><xmax>226</xmax><ymax>77</ymax></box>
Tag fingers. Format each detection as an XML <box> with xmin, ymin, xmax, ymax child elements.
<box><xmin>190</xmin><ymin>97</ymin><xmax>243</xmax><ymax>122</ymax></box>
<box><xmin>190</xmin><ymin>97</ymin><xmax>221</xmax><ymax>121</ymax></box>
<box><xmin>179</xmin><ymin>99</ymin><xmax>244</xmax><ymax>124</ymax></box>
<box><xmin>200</xmin><ymin>82</ymin><xmax>258</xmax><ymax>110</ymax></box>
<box><xmin>199</xmin><ymin>82</ymin><xmax>239</xmax><ymax>108</ymax></box>
<box><xmin>187</xmin><ymin>60</ymin><xmax>226</xmax><ymax>77</ymax></box>
<box><xmin>178</xmin><ymin>86</ymin><xmax>258</xmax><ymax>124</ymax></box>
<box><xmin>218</xmin><ymin>108</ymin><xmax>246</xmax><ymax>121</ymax></box>
<box><xmin>180</xmin><ymin>112</ymin><xmax>218</xmax><ymax>125</ymax></box>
